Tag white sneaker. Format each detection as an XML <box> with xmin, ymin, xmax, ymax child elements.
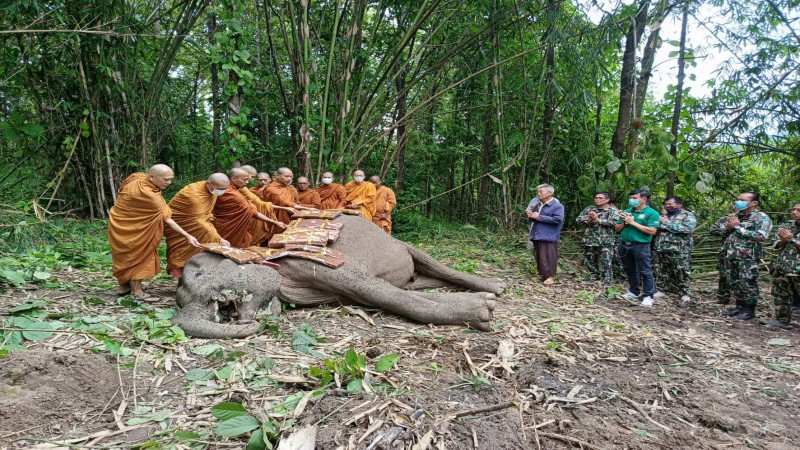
<box><xmin>653</xmin><ymin>292</ymin><xmax>667</xmax><ymax>299</ymax></box>
<box><xmin>641</xmin><ymin>296</ymin><xmax>654</xmax><ymax>307</ymax></box>
<box><xmin>680</xmin><ymin>295</ymin><xmax>691</xmax><ymax>303</ymax></box>
<box><xmin>619</xmin><ymin>292</ymin><xmax>639</xmax><ymax>301</ymax></box>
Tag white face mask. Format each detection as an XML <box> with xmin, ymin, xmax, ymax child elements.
<box><xmin>353</xmin><ymin>176</ymin><xmax>365</xmax><ymax>183</ymax></box>
<box><xmin>211</xmin><ymin>188</ymin><xmax>226</xmax><ymax>196</ymax></box>
<box><xmin>321</xmin><ymin>178</ymin><xmax>333</xmax><ymax>185</ymax></box>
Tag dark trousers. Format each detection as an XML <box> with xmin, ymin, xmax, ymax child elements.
<box><xmin>533</xmin><ymin>241</ymin><xmax>558</xmax><ymax>280</ymax></box>
<box><xmin>618</xmin><ymin>242</ymin><xmax>654</xmax><ymax>297</ymax></box>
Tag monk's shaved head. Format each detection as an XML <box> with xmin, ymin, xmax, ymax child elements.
<box><xmin>147</xmin><ymin>164</ymin><xmax>175</xmax><ymax>190</ymax></box>
<box><xmin>297</xmin><ymin>176</ymin><xmax>310</xmax><ymax>191</ymax></box>
<box><xmin>322</xmin><ymin>172</ymin><xmax>334</xmax><ymax>179</ymax></box>
<box><xmin>207</xmin><ymin>173</ymin><xmax>230</xmax><ymax>190</ymax></box>
<box><xmin>274</xmin><ymin>167</ymin><xmax>294</xmax><ymax>186</ymax></box>
<box><xmin>352</xmin><ymin>169</ymin><xmax>365</xmax><ymax>177</ymax></box>
<box><xmin>241</xmin><ymin>165</ymin><xmax>257</xmax><ymax>176</ymax></box>
<box><xmin>229</xmin><ymin>167</ymin><xmax>250</xmax><ymax>189</ymax></box>
<box><xmin>276</xmin><ymin>167</ymin><xmax>292</xmax><ymax>176</ymax></box>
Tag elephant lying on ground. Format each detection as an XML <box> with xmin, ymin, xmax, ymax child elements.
<box><xmin>172</xmin><ymin>215</ymin><xmax>504</xmax><ymax>338</ymax></box>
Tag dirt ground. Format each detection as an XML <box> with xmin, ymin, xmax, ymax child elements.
<box><xmin>1</xmin><ymin>259</ymin><xmax>799</xmax><ymax>449</ymax></box>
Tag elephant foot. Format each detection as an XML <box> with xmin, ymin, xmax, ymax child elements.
<box><xmin>413</xmin><ymin>293</ymin><xmax>496</xmax><ymax>330</ymax></box>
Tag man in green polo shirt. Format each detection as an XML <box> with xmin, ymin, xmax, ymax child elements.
<box><xmin>614</xmin><ymin>189</ymin><xmax>661</xmax><ymax>306</ymax></box>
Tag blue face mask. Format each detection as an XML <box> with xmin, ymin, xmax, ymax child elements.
<box><xmin>734</xmin><ymin>200</ymin><xmax>748</xmax><ymax>211</ymax></box>
<box><xmin>628</xmin><ymin>199</ymin><xmax>640</xmax><ymax>208</ymax></box>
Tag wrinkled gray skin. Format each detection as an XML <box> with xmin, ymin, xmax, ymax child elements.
<box><xmin>173</xmin><ymin>215</ymin><xmax>504</xmax><ymax>338</ymax></box>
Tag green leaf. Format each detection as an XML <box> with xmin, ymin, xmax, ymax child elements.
<box><xmin>374</xmin><ymin>354</ymin><xmax>400</xmax><ymax>373</ymax></box>
<box><xmin>192</xmin><ymin>344</ymin><xmax>225</xmax><ymax>357</ymax></box>
<box><xmin>103</xmin><ymin>339</ymin><xmax>135</xmax><ymax>356</ymax></box>
<box><xmin>346</xmin><ymin>379</ymin><xmax>363</xmax><ymax>392</ymax></box>
<box><xmin>695</xmin><ymin>180</ymin><xmax>709</xmax><ymax>193</ymax></box>
<box><xmin>766</xmin><ymin>338</ymin><xmax>790</xmax><ymax>346</ymax></box>
<box><xmin>19</xmin><ymin>123</ymin><xmax>44</xmax><ymax>137</ymax></box>
<box><xmin>211</xmin><ymin>402</ymin><xmax>249</xmax><ymax>420</ymax></box>
<box><xmin>32</xmin><ymin>270</ymin><xmax>52</xmax><ymax>280</ymax></box>
<box><xmin>631</xmin><ymin>428</ymin><xmax>651</xmax><ymax>437</ymax></box>
<box><xmin>8</xmin><ymin>301</ymin><xmax>47</xmax><ymax>313</ymax></box>
<box><xmin>185</xmin><ymin>368</ymin><xmax>215</xmax><ymax>381</ymax></box>
<box><xmin>175</xmin><ymin>431</ymin><xmax>201</xmax><ymax>441</ymax></box>
<box><xmin>246</xmin><ymin>428</ymin><xmax>267</xmax><ymax>450</ymax></box>
<box><xmin>1</xmin><ymin>270</ymin><xmax>26</xmax><ymax>286</ymax></box>
<box><xmin>698</xmin><ymin>172</ymin><xmax>714</xmax><ymax>183</ymax></box>
<box><xmin>217</xmin><ymin>415</ymin><xmax>259</xmax><ymax>437</ymax></box>
<box><xmin>606</xmin><ymin>159</ymin><xmax>622</xmax><ymax>173</ymax></box>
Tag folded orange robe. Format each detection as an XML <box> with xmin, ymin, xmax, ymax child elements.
<box><xmin>297</xmin><ymin>189</ymin><xmax>321</xmax><ymax>209</ymax></box>
<box><xmin>261</xmin><ymin>181</ymin><xmax>298</xmax><ymax>224</ymax></box>
<box><xmin>212</xmin><ymin>186</ymin><xmax>257</xmax><ymax>248</ymax></box>
<box><xmin>317</xmin><ymin>183</ymin><xmax>347</xmax><ymax>210</ymax></box>
<box><xmin>345</xmin><ymin>181</ymin><xmax>377</xmax><ymax>221</ymax></box>
<box><xmin>165</xmin><ymin>181</ymin><xmax>222</xmax><ymax>276</ymax></box>
<box><xmin>240</xmin><ymin>186</ymin><xmax>276</xmax><ymax>246</ymax></box>
<box><xmin>108</xmin><ymin>173</ymin><xmax>172</xmax><ymax>286</ymax></box>
<box><xmin>373</xmin><ymin>185</ymin><xmax>397</xmax><ymax>234</ymax></box>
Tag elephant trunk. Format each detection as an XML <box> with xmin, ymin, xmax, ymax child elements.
<box><xmin>171</xmin><ymin>308</ymin><xmax>261</xmax><ymax>339</ymax></box>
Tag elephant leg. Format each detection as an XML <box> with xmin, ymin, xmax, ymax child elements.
<box><xmin>303</xmin><ymin>267</ymin><xmax>495</xmax><ymax>330</ymax></box>
<box><xmin>172</xmin><ymin>306</ymin><xmax>261</xmax><ymax>339</ymax></box>
<box><xmin>403</xmin><ymin>243</ymin><xmax>506</xmax><ymax>295</ymax></box>
<box><xmin>402</xmin><ymin>274</ymin><xmax>454</xmax><ymax>290</ymax></box>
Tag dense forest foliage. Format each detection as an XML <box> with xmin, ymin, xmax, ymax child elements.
<box><xmin>1</xmin><ymin>0</ymin><xmax>798</xmax><ymax>227</ymax></box>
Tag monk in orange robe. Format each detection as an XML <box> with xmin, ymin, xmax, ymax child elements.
<box><xmin>370</xmin><ymin>176</ymin><xmax>397</xmax><ymax>234</ymax></box>
<box><xmin>166</xmin><ymin>173</ymin><xmax>231</xmax><ymax>278</ymax></box>
<box><xmin>345</xmin><ymin>169</ymin><xmax>377</xmax><ymax>220</ymax></box>
<box><xmin>296</xmin><ymin>177</ymin><xmax>321</xmax><ymax>209</ymax></box>
<box><xmin>261</xmin><ymin>167</ymin><xmax>309</xmax><ymax>224</ymax></box>
<box><xmin>108</xmin><ymin>164</ymin><xmax>200</xmax><ymax>301</ymax></box>
<box><xmin>213</xmin><ymin>168</ymin><xmax>286</xmax><ymax>247</ymax></box>
<box><xmin>251</xmin><ymin>172</ymin><xmax>271</xmax><ymax>196</ymax></box>
<box><xmin>241</xmin><ymin>165</ymin><xmax>293</xmax><ymax>244</ymax></box>
<box><xmin>316</xmin><ymin>171</ymin><xmax>347</xmax><ymax>210</ymax></box>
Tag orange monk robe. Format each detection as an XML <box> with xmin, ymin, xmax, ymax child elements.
<box><xmin>345</xmin><ymin>181</ymin><xmax>377</xmax><ymax>221</ymax></box>
<box><xmin>297</xmin><ymin>189</ymin><xmax>321</xmax><ymax>209</ymax></box>
<box><xmin>212</xmin><ymin>186</ymin><xmax>258</xmax><ymax>248</ymax></box>
<box><xmin>108</xmin><ymin>173</ymin><xmax>172</xmax><ymax>286</ymax></box>
<box><xmin>261</xmin><ymin>180</ymin><xmax>299</xmax><ymax>224</ymax></box>
<box><xmin>317</xmin><ymin>183</ymin><xmax>347</xmax><ymax>210</ymax></box>
<box><xmin>373</xmin><ymin>185</ymin><xmax>397</xmax><ymax>234</ymax></box>
<box><xmin>165</xmin><ymin>181</ymin><xmax>223</xmax><ymax>275</ymax></box>
<box><xmin>250</xmin><ymin>185</ymin><xmax>266</xmax><ymax>196</ymax></box>
<box><xmin>240</xmin><ymin>187</ymin><xmax>277</xmax><ymax>245</ymax></box>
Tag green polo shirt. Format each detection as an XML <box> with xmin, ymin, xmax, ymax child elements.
<box><xmin>617</xmin><ymin>206</ymin><xmax>660</xmax><ymax>243</ymax></box>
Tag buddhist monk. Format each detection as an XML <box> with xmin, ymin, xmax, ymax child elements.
<box><xmin>370</xmin><ymin>176</ymin><xmax>397</xmax><ymax>234</ymax></box>
<box><xmin>108</xmin><ymin>164</ymin><xmax>200</xmax><ymax>301</ymax></box>
<box><xmin>241</xmin><ymin>165</ymin><xmax>294</xmax><ymax>244</ymax></box>
<box><xmin>213</xmin><ymin>168</ymin><xmax>286</xmax><ymax>247</ymax></box>
<box><xmin>262</xmin><ymin>167</ymin><xmax>309</xmax><ymax>224</ymax></box>
<box><xmin>316</xmin><ymin>171</ymin><xmax>347</xmax><ymax>210</ymax></box>
<box><xmin>345</xmin><ymin>169</ymin><xmax>377</xmax><ymax>220</ymax></box>
<box><xmin>251</xmin><ymin>172</ymin><xmax>271</xmax><ymax>195</ymax></box>
<box><xmin>165</xmin><ymin>173</ymin><xmax>231</xmax><ymax>278</ymax></box>
<box><xmin>296</xmin><ymin>177</ymin><xmax>321</xmax><ymax>209</ymax></box>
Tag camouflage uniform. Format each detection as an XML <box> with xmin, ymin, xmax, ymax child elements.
<box><xmin>576</xmin><ymin>206</ymin><xmax>620</xmax><ymax>283</ymax></box>
<box><xmin>770</xmin><ymin>221</ymin><xmax>800</xmax><ymax>322</ymax></box>
<box><xmin>709</xmin><ymin>210</ymin><xmax>773</xmax><ymax>306</ymax></box>
<box><xmin>655</xmin><ymin>210</ymin><xmax>697</xmax><ymax>296</ymax></box>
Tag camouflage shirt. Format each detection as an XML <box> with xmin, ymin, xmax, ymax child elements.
<box><xmin>772</xmin><ymin>220</ymin><xmax>800</xmax><ymax>275</ymax></box>
<box><xmin>576</xmin><ymin>206</ymin><xmax>620</xmax><ymax>246</ymax></box>
<box><xmin>710</xmin><ymin>210</ymin><xmax>772</xmax><ymax>260</ymax></box>
<box><xmin>655</xmin><ymin>209</ymin><xmax>697</xmax><ymax>253</ymax></box>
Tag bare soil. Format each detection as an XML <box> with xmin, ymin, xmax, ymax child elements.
<box><xmin>1</xmin><ymin>261</ymin><xmax>799</xmax><ymax>449</ymax></box>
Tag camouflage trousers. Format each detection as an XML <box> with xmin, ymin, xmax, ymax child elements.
<box><xmin>716</xmin><ymin>253</ymin><xmax>732</xmax><ymax>302</ymax></box>
<box><xmin>655</xmin><ymin>251</ymin><xmax>691</xmax><ymax>296</ymax></box>
<box><xmin>771</xmin><ymin>273</ymin><xmax>800</xmax><ymax>322</ymax></box>
<box><xmin>612</xmin><ymin>243</ymin><xmax>626</xmax><ymax>280</ymax></box>
<box><xmin>719</xmin><ymin>258</ymin><xmax>761</xmax><ymax>305</ymax></box>
<box><xmin>583</xmin><ymin>245</ymin><xmax>614</xmax><ymax>283</ymax></box>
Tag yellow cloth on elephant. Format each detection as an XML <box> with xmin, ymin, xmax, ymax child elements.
<box><xmin>108</xmin><ymin>173</ymin><xmax>172</xmax><ymax>286</ymax></box>
<box><xmin>166</xmin><ymin>181</ymin><xmax>222</xmax><ymax>276</ymax></box>
<box><xmin>345</xmin><ymin>181</ymin><xmax>377</xmax><ymax>221</ymax></box>
<box><xmin>261</xmin><ymin>180</ymin><xmax>298</xmax><ymax>224</ymax></box>
<box><xmin>373</xmin><ymin>185</ymin><xmax>397</xmax><ymax>234</ymax></box>
<box><xmin>297</xmin><ymin>189</ymin><xmax>321</xmax><ymax>209</ymax></box>
<box><xmin>240</xmin><ymin>186</ymin><xmax>276</xmax><ymax>246</ymax></box>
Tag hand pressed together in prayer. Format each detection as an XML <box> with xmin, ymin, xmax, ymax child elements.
<box><xmin>777</xmin><ymin>227</ymin><xmax>794</xmax><ymax>242</ymax></box>
<box><xmin>659</xmin><ymin>215</ymin><xmax>668</xmax><ymax>224</ymax></box>
<box><xmin>526</xmin><ymin>211</ymin><xmax>540</xmax><ymax>220</ymax></box>
<box><xmin>621</xmin><ymin>212</ymin><xmax>635</xmax><ymax>224</ymax></box>
<box><xmin>587</xmin><ymin>211</ymin><xmax>598</xmax><ymax>222</ymax></box>
<box><xmin>726</xmin><ymin>214</ymin><xmax>740</xmax><ymax>229</ymax></box>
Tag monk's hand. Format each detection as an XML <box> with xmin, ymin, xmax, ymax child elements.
<box><xmin>186</xmin><ymin>235</ymin><xmax>201</xmax><ymax>248</ymax></box>
<box><xmin>220</xmin><ymin>238</ymin><xmax>231</xmax><ymax>246</ymax></box>
<box><xmin>275</xmin><ymin>222</ymin><xmax>288</xmax><ymax>230</ymax></box>
<box><xmin>380</xmin><ymin>213</ymin><xmax>388</xmax><ymax>219</ymax></box>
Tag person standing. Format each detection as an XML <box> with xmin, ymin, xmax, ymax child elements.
<box><xmin>710</xmin><ymin>192</ymin><xmax>773</xmax><ymax>320</ymax></box>
<box><xmin>615</xmin><ymin>189</ymin><xmax>660</xmax><ymax>307</ymax></box>
<box><xmin>575</xmin><ymin>192</ymin><xmax>620</xmax><ymax>286</ymax></box>
<box><xmin>370</xmin><ymin>175</ymin><xmax>397</xmax><ymax>234</ymax></box>
<box><xmin>296</xmin><ymin>177</ymin><xmax>322</xmax><ymax>209</ymax></box>
<box><xmin>526</xmin><ymin>184</ymin><xmax>565</xmax><ymax>285</ymax></box>
<box><xmin>316</xmin><ymin>171</ymin><xmax>348</xmax><ymax>209</ymax></box>
<box><xmin>345</xmin><ymin>170</ymin><xmax>377</xmax><ymax>220</ymax></box>
<box><xmin>653</xmin><ymin>196</ymin><xmax>697</xmax><ymax>304</ymax></box>
<box><xmin>760</xmin><ymin>202</ymin><xmax>800</xmax><ymax>329</ymax></box>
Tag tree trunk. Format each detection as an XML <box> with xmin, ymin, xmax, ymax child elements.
<box><xmin>539</xmin><ymin>0</ymin><xmax>558</xmax><ymax>183</ymax></box>
<box><xmin>394</xmin><ymin>61</ymin><xmax>408</xmax><ymax>192</ymax></box>
<box><xmin>667</xmin><ymin>2</ymin><xmax>689</xmax><ymax>197</ymax></box>
<box><xmin>478</xmin><ymin>79</ymin><xmax>494</xmax><ymax>209</ymax></box>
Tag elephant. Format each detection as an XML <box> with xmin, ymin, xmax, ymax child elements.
<box><xmin>172</xmin><ymin>214</ymin><xmax>504</xmax><ymax>339</ymax></box>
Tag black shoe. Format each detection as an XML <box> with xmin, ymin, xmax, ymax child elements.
<box><xmin>721</xmin><ymin>305</ymin><xmax>743</xmax><ymax>317</ymax></box>
<box><xmin>716</xmin><ymin>297</ymin><xmax>730</xmax><ymax>305</ymax></box>
<box><xmin>732</xmin><ymin>305</ymin><xmax>755</xmax><ymax>320</ymax></box>
<box><xmin>792</xmin><ymin>306</ymin><xmax>800</xmax><ymax>316</ymax></box>
<box><xmin>759</xmin><ymin>319</ymin><xmax>794</xmax><ymax>330</ymax></box>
